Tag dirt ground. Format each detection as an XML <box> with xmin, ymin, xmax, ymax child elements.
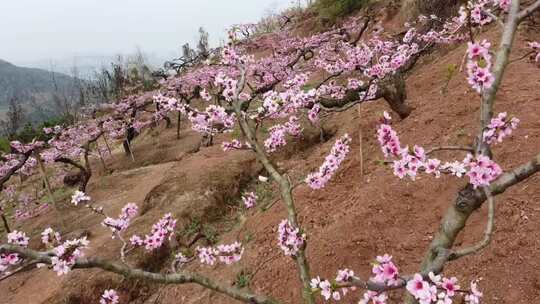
<box><xmin>1</xmin><ymin>19</ymin><xmax>539</xmax><ymax>304</ymax></box>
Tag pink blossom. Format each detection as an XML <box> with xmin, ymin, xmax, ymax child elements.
<box><xmin>215</xmin><ymin>242</ymin><xmax>244</xmax><ymax>264</ymax></box>
<box><xmin>71</xmin><ymin>191</ymin><xmax>90</xmax><ymax>206</ymax></box>
<box><xmin>131</xmin><ymin>213</ymin><xmax>176</xmax><ymax>250</ymax></box>
<box><xmin>100</xmin><ymin>289</ymin><xmax>119</xmax><ymax>304</ymax></box>
<box><xmin>197</xmin><ymin>246</ymin><xmax>218</xmax><ymax>265</ymax></box>
<box><xmin>197</xmin><ymin>242</ymin><xmax>243</xmax><ymax>265</ymax></box>
<box><xmin>41</xmin><ymin>227</ymin><xmax>61</xmax><ymax>246</ymax></box>
<box><xmin>308</xmin><ymin>104</ymin><xmax>321</xmax><ymax>123</ymax></box>
<box><xmin>200</xmin><ymin>88</ymin><xmax>212</xmax><ymax>101</ymax></box>
<box><xmin>465</xmin><ymin>154</ymin><xmax>502</xmax><ymax>188</ymax></box>
<box><xmin>51</xmin><ymin>237</ymin><xmax>89</xmax><ymax>275</ymax></box>
<box><xmin>441</xmin><ymin>276</ymin><xmax>460</xmax><ymax>297</ymax></box>
<box><xmin>306</xmin><ymin>134</ymin><xmax>351</xmax><ymax>189</ymax></box>
<box><xmin>466</xmin><ymin>40</ymin><xmax>494</xmax><ymax>93</ymax></box>
<box><xmin>425</xmin><ymin>159</ymin><xmax>442</xmax><ymax>178</ymax></box>
<box><xmin>277</xmin><ymin>219</ymin><xmax>305</xmax><ymax>256</ymax></box>
<box><xmin>242</xmin><ymin>192</ymin><xmax>257</xmax><ymax>209</ymax></box>
<box><xmin>497</xmin><ymin>0</ymin><xmax>511</xmax><ymax>11</ymax></box>
<box><xmin>442</xmin><ymin>161</ymin><xmax>467</xmax><ymax>177</ymax></box>
<box><xmin>310</xmin><ymin>277</ymin><xmax>333</xmax><ymax>300</ymax></box>
<box><xmin>360</xmin><ymin>291</ymin><xmax>388</xmax><ymax>304</ymax></box>
<box><xmin>102</xmin><ymin>203</ymin><xmax>138</xmax><ymax>235</ymax></box>
<box><xmin>465</xmin><ymin>281</ymin><xmax>483</xmax><ymax>304</ymax></box>
<box><xmin>7</xmin><ymin>230</ymin><xmax>29</xmax><ymax>247</ymax></box>
<box><xmin>264</xmin><ymin>116</ymin><xmax>302</xmax><ymax>153</ymax></box>
<box><xmin>372</xmin><ymin>255</ymin><xmax>400</xmax><ymax>286</ymax></box>
<box><xmin>483</xmin><ymin>112</ymin><xmax>519</xmax><ymax>144</ymax></box>
<box><xmin>406</xmin><ymin>274</ymin><xmax>437</xmax><ymax>304</ymax></box>
<box><xmin>222</xmin><ymin>139</ymin><xmax>243</xmax><ymax>151</ymax></box>
<box><xmin>173</xmin><ymin>252</ymin><xmax>190</xmax><ymax>267</ymax></box>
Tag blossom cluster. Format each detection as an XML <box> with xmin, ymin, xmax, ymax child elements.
<box><xmin>311</xmin><ymin>255</ymin><xmax>483</xmax><ymax>304</ymax></box>
<box><xmin>529</xmin><ymin>41</ymin><xmax>540</xmax><ymax>64</ymax></box>
<box><xmin>71</xmin><ymin>190</ymin><xmax>91</xmax><ymax>206</ymax></box>
<box><xmin>372</xmin><ymin>254</ymin><xmax>400</xmax><ymax>286</ymax></box>
<box><xmin>264</xmin><ymin>116</ymin><xmax>303</xmax><ymax>152</ymax></box>
<box><xmin>241</xmin><ymin>192</ymin><xmax>257</xmax><ymax>209</ymax></box>
<box><xmin>50</xmin><ymin>237</ymin><xmax>90</xmax><ymax>275</ymax></box>
<box><xmin>41</xmin><ymin>227</ymin><xmax>62</xmax><ymax>247</ymax></box>
<box><xmin>7</xmin><ymin>230</ymin><xmax>30</xmax><ymax>246</ymax></box>
<box><xmin>0</xmin><ymin>252</ymin><xmax>20</xmax><ymax>273</ymax></box>
<box><xmin>277</xmin><ymin>219</ymin><xmax>305</xmax><ymax>256</ymax></box>
<box><xmin>188</xmin><ymin>105</ymin><xmax>236</xmax><ymax>135</ymax></box>
<box><xmin>311</xmin><ymin>268</ymin><xmax>357</xmax><ymax>301</ymax></box>
<box><xmin>196</xmin><ymin>242</ymin><xmax>244</xmax><ymax>265</ymax></box>
<box><xmin>130</xmin><ymin>213</ymin><xmax>176</xmax><ymax>250</ymax></box>
<box><xmin>464</xmin><ymin>154</ymin><xmax>502</xmax><ymax>188</ymax></box>
<box><xmin>466</xmin><ymin>40</ymin><xmax>494</xmax><ymax>93</ymax></box>
<box><xmin>0</xmin><ymin>153</ymin><xmax>35</xmax><ymax>180</ymax></box>
<box><xmin>102</xmin><ymin>203</ymin><xmax>139</xmax><ymax>235</ymax></box>
<box><xmin>305</xmin><ymin>134</ymin><xmax>351</xmax><ymax>189</ymax></box>
<box><xmin>377</xmin><ymin>113</ymin><xmax>504</xmax><ymax>187</ymax></box>
<box><xmin>0</xmin><ymin>231</ymin><xmax>29</xmax><ymax>273</ymax></box>
<box><xmin>458</xmin><ymin>0</ymin><xmax>507</xmax><ymax>27</ymax></box>
<box><xmin>222</xmin><ymin>139</ymin><xmax>243</xmax><ymax>151</ymax></box>
<box><xmin>483</xmin><ymin>112</ymin><xmax>519</xmax><ymax>144</ymax></box>
<box><xmin>100</xmin><ymin>289</ymin><xmax>119</xmax><ymax>304</ymax></box>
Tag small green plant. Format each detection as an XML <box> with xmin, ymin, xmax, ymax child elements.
<box><xmin>0</xmin><ymin>137</ymin><xmax>10</xmax><ymax>153</ymax></box>
<box><xmin>52</xmin><ymin>187</ymin><xmax>72</xmax><ymax>202</ymax></box>
<box><xmin>234</xmin><ymin>270</ymin><xmax>251</xmax><ymax>288</ymax></box>
<box><xmin>243</xmin><ymin>231</ymin><xmax>254</xmax><ymax>244</ymax></box>
<box><xmin>314</xmin><ymin>0</ymin><xmax>370</xmax><ymax>23</ymax></box>
<box><xmin>441</xmin><ymin>63</ymin><xmax>458</xmax><ymax>94</ymax></box>
<box><xmin>202</xmin><ymin>226</ymin><xmax>218</xmax><ymax>244</ymax></box>
<box><xmin>456</xmin><ymin>128</ymin><xmax>467</xmax><ymax>138</ymax></box>
<box><xmin>182</xmin><ymin>218</ymin><xmax>201</xmax><ymax>237</ymax></box>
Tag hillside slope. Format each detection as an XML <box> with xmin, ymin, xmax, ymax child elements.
<box><xmin>0</xmin><ymin>21</ymin><xmax>539</xmax><ymax>304</ymax></box>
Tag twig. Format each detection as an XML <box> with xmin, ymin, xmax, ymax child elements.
<box><xmin>508</xmin><ymin>50</ymin><xmax>536</xmax><ymax>64</ymax></box>
<box><xmin>485</xmin><ymin>10</ymin><xmax>505</xmax><ymax>27</ymax></box>
<box><xmin>0</xmin><ymin>261</ymin><xmax>39</xmax><ymax>282</ymax></box>
<box><xmin>518</xmin><ymin>0</ymin><xmax>540</xmax><ymax>21</ymax></box>
<box><xmin>425</xmin><ymin>145</ymin><xmax>474</xmax><ymax>155</ymax></box>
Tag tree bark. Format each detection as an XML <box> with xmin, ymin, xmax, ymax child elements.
<box><xmin>176</xmin><ymin>111</ymin><xmax>182</xmax><ymax>140</ymax></box>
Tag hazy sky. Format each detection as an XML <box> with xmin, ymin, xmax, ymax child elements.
<box><xmin>0</xmin><ymin>0</ymin><xmax>294</xmax><ymax>66</ymax></box>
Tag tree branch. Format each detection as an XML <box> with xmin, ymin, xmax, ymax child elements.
<box><xmin>0</xmin><ymin>244</ymin><xmax>279</xmax><ymax>304</ymax></box>
<box><xmin>0</xmin><ymin>151</ymin><xmax>32</xmax><ymax>189</ymax></box>
<box><xmin>419</xmin><ymin>151</ymin><xmax>540</xmax><ymax>276</ymax></box>
<box><xmin>232</xmin><ymin>66</ymin><xmax>314</xmax><ymax>304</ymax></box>
<box><xmin>477</xmin><ymin>0</ymin><xmax>521</xmax><ymax>155</ymax></box>
<box><xmin>425</xmin><ymin>146</ymin><xmax>474</xmax><ymax>155</ymax></box>
<box><xmin>449</xmin><ymin>187</ymin><xmax>495</xmax><ymax>260</ymax></box>
<box><xmin>518</xmin><ymin>0</ymin><xmax>540</xmax><ymax>21</ymax></box>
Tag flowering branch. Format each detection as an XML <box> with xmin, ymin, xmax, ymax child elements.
<box><xmin>476</xmin><ymin>0</ymin><xmax>520</xmax><ymax>156</ymax></box>
<box><xmin>0</xmin><ymin>244</ymin><xmax>280</xmax><ymax>304</ymax></box>
<box><xmin>232</xmin><ymin>66</ymin><xmax>315</xmax><ymax>304</ymax></box>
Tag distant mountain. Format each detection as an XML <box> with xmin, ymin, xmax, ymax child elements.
<box><xmin>18</xmin><ymin>53</ymin><xmax>170</xmax><ymax>78</ymax></box>
<box><xmin>0</xmin><ymin>59</ymin><xmax>76</xmax><ymax>107</ymax></box>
